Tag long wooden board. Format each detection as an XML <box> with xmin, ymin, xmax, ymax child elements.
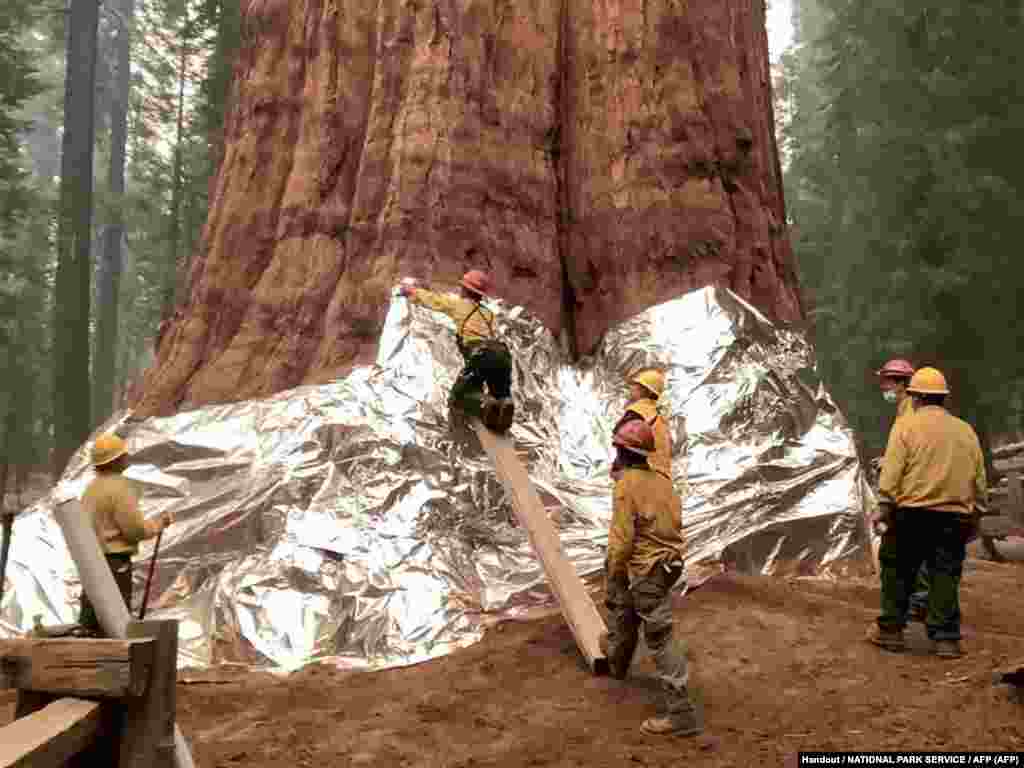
<box><xmin>0</xmin><ymin>638</ymin><xmax>154</xmax><ymax>697</ymax></box>
<box><xmin>472</xmin><ymin>422</ymin><xmax>609</xmax><ymax>675</ymax></box>
<box><xmin>0</xmin><ymin>697</ymin><xmax>102</xmax><ymax>768</ymax></box>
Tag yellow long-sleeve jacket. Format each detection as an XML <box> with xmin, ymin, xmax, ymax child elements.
<box><xmin>612</xmin><ymin>399</ymin><xmax>673</xmax><ymax>480</ymax></box>
<box><xmin>607</xmin><ymin>467</ymin><xmax>686</xmax><ymax>581</ymax></box>
<box><xmin>879</xmin><ymin>405</ymin><xmax>988</xmax><ymax>516</ymax></box>
<box><xmin>83</xmin><ymin>473</ymin><xmax>161</xmax><ymax>555</ymax></box>
<box><xmin>895</xmin><ymin>396</ymin><xmax>914</xmax><ymax>423</ymax></box>
<box><xmin>407</xmin><ymin>288</ymin><xmax>495</xmax><ymax>347</ymax></box>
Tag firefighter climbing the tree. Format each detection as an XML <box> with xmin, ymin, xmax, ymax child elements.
<box><xmin>873</xmin><ymin>358</ymin><xmax>930</xmax><ymax>623</ymax></box>
<box><xmin>397</xmin><ymin>270</ymin><xmax>515</xmax><ymax>433</ymax></box>
<box><xmin>611</xmin><ymin>369</ymin><xmax>672</xmax><ymax>481</ymax></box>
<box><xmin>601</xmin><ymin>418</ymin><xmax>701</xmax><ymax>737</ymax></box>
<box><xmin>868</xmin><ymin>367</ymin><xmax>987</xmax><ymax>658</ymax></box>
<box><xmin>78</xmin><ymin>433</ymin><xmax>173</xmax><ymax>636</ymax></box>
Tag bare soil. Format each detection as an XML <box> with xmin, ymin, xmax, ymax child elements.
<box><xmin>3</xmin><ymin>552</ymin><xmax>1021</xmax><ymax>766</ymax></box>
<box><xmin>168</xmin><ymin>554</ymin><xmax>1023</xmax><ymax>767</ymax></box>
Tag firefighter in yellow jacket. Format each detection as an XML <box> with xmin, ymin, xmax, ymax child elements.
<box><xmin>611</xmin><ymin>369</ymin><xmax>672</xmax><ymax>480</ymax></box>
<box><xmin>602</xmin><ymin>419</ymin><xmax>700</xmax><ymax>737</ymax></box>
<box><xmin>79</xmin><ymin>434</ymin><xmax>173</xmax><ymax>634</ymax></box>
<box><xmin>398</xmin><ymin>270</ymin><xmax>515</xmax><ymax>433</ymax></box>
<box><xmin>868</xmin><ymin>368</ymin><xmax>987</xmax><ymax>658</ymax></box>
<box><xmin>874</xmin><ymin>358</ymin><xmax>929</xmax><ymax>622</ymax></box>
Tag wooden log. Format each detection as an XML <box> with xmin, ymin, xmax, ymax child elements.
<box><xmin>0</xmin><ymin>637</ymin><xmax>155</xmax><ymax>698</ymax></box>
<box><xmin>472</xmin><ymin>422</ymin><xmax>609</xmax><ymax>675</ymax></box>
<box><xmin>1006</xmin><ymin>472</ymin><xmax>1024</xmax><ymax>526</ymax></box>
<box><xmin>119</xmin><ymin>620</ymin><xmax>178</xmax><ymax>768</ymax></box>
<box><xmin>0</xmin><ymin>697</ymin><xmax>102</xmax><ymax>768</ymax></box>
<box><xmin>993</xmin><ymin>456</ymin><xmax>1024</xmax><ymax>474</ymax></box>
<box><xmin>992</xmin><ymin>441</ymin><xmax>1024</xmax><ymax>459</ymax></box>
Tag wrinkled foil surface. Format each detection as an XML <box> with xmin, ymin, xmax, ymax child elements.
<box><xmin>0</xmin><ymin>286</ymin><xmax>873</xmax><ymax>671</ymax></box>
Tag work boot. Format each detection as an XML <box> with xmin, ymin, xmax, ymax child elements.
<box><xmin>907</xmin><ymin>604</ymin><xmax>927</xmax><ymax>623</ymax></box>
<box><xmin>494</xmin><ymin>397</ymin><xmax>515</xmax><ymax>433</ymax></box>
<box><xmin>866</xmin><ymin>623</ymin><xmax>905</xmax><ymax>652</ymax></box>
<box><xmin>641</xmin><ymin>709</ymin><xmax>701</xmax><ymax>737</ymax></box>
<box><xmin>598</xmin><ymin>633</ymin><xmax>628</xmax><ymax>679</ymax></box>
<box><xmin>479</xmin><ymin>395</ymin><xmax>501</xmax><ymax>430</ymax></box>
<box><xmin>934</xmin><ymin>640</ymin><xmax>963</xmax><ymax>659</ymax></box>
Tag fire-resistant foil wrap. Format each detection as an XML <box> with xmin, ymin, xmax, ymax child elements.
<box><xmin>0</xmin><ymin>286</ymin><xmax>873</xmax><ymax>671</ymax></box>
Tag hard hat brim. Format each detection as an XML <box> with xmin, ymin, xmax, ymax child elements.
<box><xmin>93</xmin><ymin>447</ymin><xmax>128</xmax><ymax>467</ymax></box>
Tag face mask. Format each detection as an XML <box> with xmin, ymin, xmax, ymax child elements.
<box><xmin>882</xmin><ymin>390</ymin><xmax>898</xmax><ymax>404</ymax></box>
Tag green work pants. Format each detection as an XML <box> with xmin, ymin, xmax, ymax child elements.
<box><xmin>449</xmin><ymin>340</ymin><xmax>512</xmax><ymax>418</ymax></box>
<box><xmin>605</xmin><ymin>562</ymin><xmax>693</xmax><ymax>714</ymax></box>
<box><xmin>878</xmin><ymin>508</ymin><xmax>972</xmax><ymax>641</ymax></box>
<box><xmin>79</xmin><ymin>552</ymin><xmax>133</xmax><ymax>635</ymax></box>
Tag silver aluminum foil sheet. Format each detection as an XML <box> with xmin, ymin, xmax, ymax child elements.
<box><xmin>0</xmin><ymin>285</ymin><xmax>874</xmax><ymax>672</ymax></box>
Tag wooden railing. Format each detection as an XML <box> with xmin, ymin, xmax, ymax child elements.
<box><xmin>0</xmin><ymin>619</ymin><xmax>179</xmax><ymax>768</ymax></box>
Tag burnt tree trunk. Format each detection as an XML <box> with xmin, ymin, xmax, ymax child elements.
<box><xmin>133</xmin><ymin>0</ymin><xmax>803</xmax><ymax>418</ymax></box>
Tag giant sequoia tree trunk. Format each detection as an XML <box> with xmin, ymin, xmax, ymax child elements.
<box><xmin>133</xmin><ymin>0</ymin><xmax>803</xmax><ymax>418</ymax></box>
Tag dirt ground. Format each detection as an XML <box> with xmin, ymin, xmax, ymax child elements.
<box><xmin>162</xmin><ymin>552</ymin><xmax>1024</xmax><ymax>768</ymax></box>
<box><xmin>2</xmin><ymin>552</ymin><xmax>1021</xmax><ymax>766</ymax></box>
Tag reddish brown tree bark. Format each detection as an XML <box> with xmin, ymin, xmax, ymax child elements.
<box><xmin>133</xmin><ymin>0</ymin><xmax>802</xmax><ymax>418</ymax></box>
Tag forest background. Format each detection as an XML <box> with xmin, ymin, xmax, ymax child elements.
<box><xmin>1</xmin><ymin>0</ymin><xmax>1021</xmax><ymax>498</ymax></box>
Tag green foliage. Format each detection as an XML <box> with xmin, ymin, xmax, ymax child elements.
<box><xmin>0</xmin><ymin>0</ymin><xmax>49</xmax><ymax>474</ymax></box>
<box><xmin>0</xmin><ymin>0</ymin><xmax>240</xmax><ymax>480</ymax></box>
<box><xmin>781</xmin><ymin>0</ymin><xmax>1024</xmax><ymax>457</ymax></box>
<box><xmin>0</xmin><ymin>0</ymin><xmax>44</xmax><ymax>237</ymax></box>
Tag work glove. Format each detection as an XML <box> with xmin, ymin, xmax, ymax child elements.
<box><xmin>871</xmin><ymin>502</ymin><xmax>894</xmax><ymax>536</ymax></box>
<box><xmin>161</xmin><ymin>511</ymin><xmax>176</xmax><ymax>529</ymax></box>
<box><xmin>396</xmin><ymin>277</ymin><xmax>418</xmax><ymax>298</ymax></box>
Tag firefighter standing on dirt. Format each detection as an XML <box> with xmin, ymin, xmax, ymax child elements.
<box><xmin>398</xmin><ymin>270</ymin><xmax>515</xmax><ymax>433</ymax></box>
<box><xmin>79</xmin><ymin>433</ymin><xmax>173</xmax><ymax>635</ymax></box>
<box><xmin>602</xmin><ymin>419</ymin><xmax>701</xmax><ymax>737</ymax></box>
<box><xmin>874</xmin><ymin>358</ymin><xmax>929</xmax><ymax>622</ymax></box>
<box><xmin>611</xmin><ymin>369</ymin><xmax>673</xmax><ymax>481</ymax></box>
<box><xmin>868</xmin><ymin>367</ymin><xmax>987</xmax><ymax>659</ymax></box>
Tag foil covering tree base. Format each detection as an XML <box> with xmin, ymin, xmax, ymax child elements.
<box><xmin>0</xmin><ymin>286</ymin><xmax>874</xmax><ymax>672</ymax></box>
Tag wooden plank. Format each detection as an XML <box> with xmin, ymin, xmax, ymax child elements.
<box><xmin>0</xmin><ymin>637</ymin><xmax>154</xmax><ymax>697</ymax></box>
<box><xmin>119</xmin><ymin>620</ymin><xmax>178</xmax><ymax>768</ymax></box>
<box><xmin>0</xmin><ymin>697</ymin><xmax>101</xmax><ymax>768</ymax></box>
<box><xmin>472</xmin><ymin>422</ymin><xmax>609</xmax><ymax>675</ymax></box>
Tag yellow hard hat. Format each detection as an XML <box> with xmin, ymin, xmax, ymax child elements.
<box><xmin>906</xmin><ymin>367</ymin><xmax>949</xmax><ymax>395</ymax></box>
<box><xmin>91</xmin><ymin>433</ymin><xmax>128</xmax><ymax>467</ymax></box>
<box><xmin>630</xmin><ymin>369</ymin><xmax>665</xmax><ymax>398</ymax></box>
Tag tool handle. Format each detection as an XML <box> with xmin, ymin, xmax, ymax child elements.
<box><xmin>139</xmin><ymin>528</ymin><xmax>164</xmax><ymax>620</ymax></box>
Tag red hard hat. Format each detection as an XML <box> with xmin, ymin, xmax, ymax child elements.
<box><xmin>612</xmin><ymin>419</ymin><xmax>655</xmax><ymax>456</ymax></box>
<box><xmin>461</xmin><ymin>270</ymin><xmax>492</xmax><ymax>297</ymax></box>
<box><xmin>876</xmin><ymin>359</ymin><xmax>915</xmax><ymax>379</ymax></box>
